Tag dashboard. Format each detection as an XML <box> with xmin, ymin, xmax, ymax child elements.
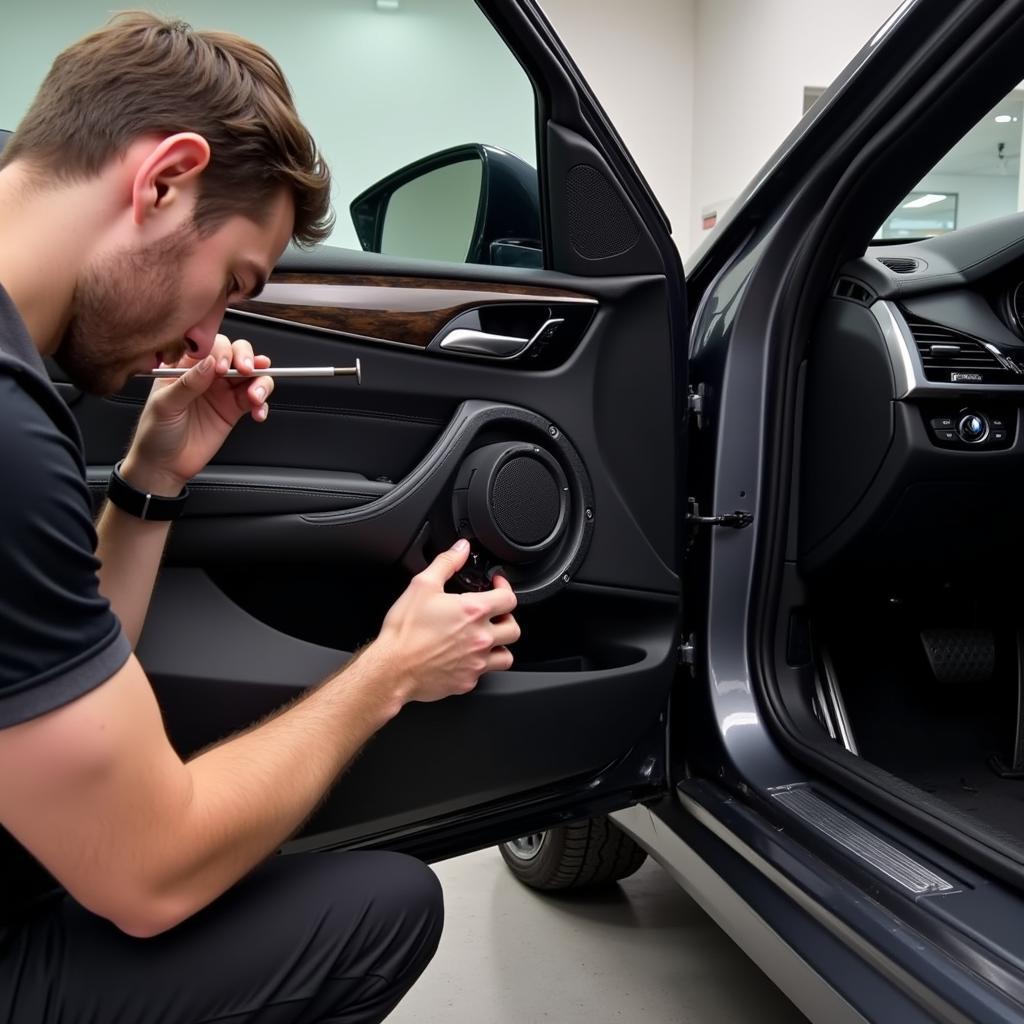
<box><xmin>799</xmin><ymin>212</ymin><xmax>1024</xmax><ymax>574</ymax></box>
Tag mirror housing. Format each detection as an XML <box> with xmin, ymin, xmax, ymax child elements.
<box><xmin>350</xmin><ymin>144</ymin><xmax>541</xmax><ymax>268</ymax></box>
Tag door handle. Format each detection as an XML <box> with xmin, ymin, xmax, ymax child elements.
<box><xmin>438</xmin><ymin>318</ymin><xmax>564</xmax><ymax>359</ymax></box>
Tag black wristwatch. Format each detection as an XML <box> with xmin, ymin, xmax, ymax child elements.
<box><xmin>106</xmin><ymin>459</ymin><xmax>190</xmax><ymax>521</ymax></box>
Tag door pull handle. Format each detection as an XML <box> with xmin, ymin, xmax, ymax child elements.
<box><xmin>438</xmin><ymin>318</ymin><xmax>564</xmax><ymax>359</ymax></box>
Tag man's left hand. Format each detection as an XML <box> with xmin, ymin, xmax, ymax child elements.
<box><xmin>120</xmin><ymin>333</ymin><xmax>273</xmax><ymax>496</ymax></box>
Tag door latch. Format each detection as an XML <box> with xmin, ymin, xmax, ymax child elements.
<box><xmin>687</xmin><ymin>499</ymin><xmax>752</xmax><ymax>530</ymax></box>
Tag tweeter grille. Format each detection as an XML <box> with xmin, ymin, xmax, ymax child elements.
<box><xmin>491</xmin><ymin>457</ymin><xmax>561</xmax><ymax>545</ymax></box>
<box><xmin>565</xmin><ymin>163</ymin><xmax>640</xmax><ymax>260</ymax></box>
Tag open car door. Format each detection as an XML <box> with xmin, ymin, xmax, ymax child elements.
<box><xmin>39</xmin><ymin>0</ymin><xmax>689</xmax><ymax>861</ymax></box>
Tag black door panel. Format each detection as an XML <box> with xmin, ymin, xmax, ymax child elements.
<box><xmin>71</xmin><ymin>258</ymin><xmax>681</xmax><ymax>853</ymax></box>
<box><xmin>78</xmin><ymin>270</ymin><xmax>677</xmax><ymax>590</ymax></box>
<box><xmin>114</xmin><ymin>400</ymin><xmax>598</xmax><ymax>599</ymax></box>
<box><xmin>138</xmin><ymin>568</ymin><xmax>676</xmax><ymax>853</ymax></box>
<box><xmin>72</xmin><ymin>369</ymin><xmax>452</xmax><ymax>481</ymax></box>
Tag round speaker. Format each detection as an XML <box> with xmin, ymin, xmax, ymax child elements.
<box><xmin>452</xmin><ymin>442</ymin><xmax>569</xmax><ymax>564</ymax></box>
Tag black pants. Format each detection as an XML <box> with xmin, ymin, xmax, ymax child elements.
<box><xmin>0</xmin><ymin>850</ymin><xmax>443</xmax><ymax>1023</ymax></box>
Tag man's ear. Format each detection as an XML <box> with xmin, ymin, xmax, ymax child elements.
<box><xmin>130</xmin><ymin>133</ymin><xmax>211</xmax><ymax>228</ymax></box>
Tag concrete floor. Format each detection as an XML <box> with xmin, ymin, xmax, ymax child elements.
<box><xmin>390</xmin><ymin>847</ymin><xmax>810</xmax><ymax>1024</ymax></box>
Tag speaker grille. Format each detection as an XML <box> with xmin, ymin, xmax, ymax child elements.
<box><xmin>491</xmin><ymin>457</ymin><xmax>561</xmax><ymax>545</ymax></box>
<box><xmin>565</xmin><ymin>163</ymin><xmax>640</xmax><ymax>260</ymax></box>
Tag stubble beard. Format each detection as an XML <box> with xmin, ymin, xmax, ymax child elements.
<box><xmin>55</xmin><ymin>224</ymin><xmax>195</xmax><ymax>395</ymax></box>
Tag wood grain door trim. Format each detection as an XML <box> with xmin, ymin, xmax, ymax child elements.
<box><xmin>232</xmin><ymin>273</ymin><xmax>597</xmax><ymax>348</ymax></box>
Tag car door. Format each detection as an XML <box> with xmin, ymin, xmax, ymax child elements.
<box><xmin>37</xmin><ymin>0</ymin><xmax>688</xmax><ymax>860</ymax></box>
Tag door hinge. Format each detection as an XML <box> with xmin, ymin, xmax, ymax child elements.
<box><xmin>687</xmin><ymin>383</ymin><xmax>705</xmax><ymax>429</ymax></box>
<box><xmin>687</xmin><ymin>499</ymin><xmax>753</xmax><ymax>530</ymax></box>
<box><xmin>678</xmin><ymin>637</ymin><xmax>696</xmax><ymax>667</ymax></box>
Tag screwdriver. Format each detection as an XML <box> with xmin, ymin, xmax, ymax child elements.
<box><xmin>136</xmin><ymin>359</ymin><xmax>362</xmax><ymax>384</ymax></box>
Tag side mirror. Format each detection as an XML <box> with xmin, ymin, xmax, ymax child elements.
<box><xmin>350</xmin><ymin>144</ymin><xmax>542</xmax><ymax>268</ymax></box>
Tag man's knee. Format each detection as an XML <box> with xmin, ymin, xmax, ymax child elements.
<box><xmin>323</xmin><ymin>851</ymin><xmax>444</xmax><ymax>971</ymax></box>
<box><xmin>305</xmin><ymin>852</ymin><xmax>443</xmax><ymax>1021</ymax></box>
<box><xmin>369</xmin><ymin>851</ymin><xmax>444</xmax><ymax>958</ymax></box>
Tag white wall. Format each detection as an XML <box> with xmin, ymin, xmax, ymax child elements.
<box><xmin>689</xmin><ymin>0</ymin><xmax>902</xmax><ymax>253</ymax></box>
<box><xmin>540</xmin><ymin>0</ymin><xmax>696</xmax><ymax>255</ymax></box>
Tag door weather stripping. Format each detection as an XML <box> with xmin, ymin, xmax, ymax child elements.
<box><xmin>687</xmin><ymin>499</ymin><xmax>752</xmax><ymax>529</ymax></box>
<box><xmin>771</xmin><ymin>786</ymin><xmax>956</xmax><ymax>895</ymax></box>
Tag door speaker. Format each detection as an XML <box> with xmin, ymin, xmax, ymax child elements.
<box><xmin>451</xmin><ymin>442</ymin><xmax>569</xmax><ymax>564</ymax></box>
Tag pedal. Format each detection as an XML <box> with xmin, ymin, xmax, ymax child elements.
<box><xmin>920</xmin><ymin>627</ymin><xmax>995</xmax><ymax>686</ymax></box>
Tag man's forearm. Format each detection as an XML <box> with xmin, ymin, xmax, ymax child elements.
<box><xmin>95</xmin><ymin>499</ymin><xmax>172</xmax><ymax>646</ymax></box>
<box><xmin>144</xmin><ymin>644</ymin><xmax>406</xmax><ymax>934</ymax></box>
<box><xmin>94</xmin><ymin>457</ymin><xmax>181</xmax><ymax>646</ymax></box>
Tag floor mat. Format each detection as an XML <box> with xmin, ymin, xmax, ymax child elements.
<box><xmin>894</xmin><ymin>750</ymin><xmax>1024</xmax><ymax>839</ymax></box>
<box><xmin>829</xmin><ymin>622</ymin><xmax>1024</xmax><ymax>843</ymax></box>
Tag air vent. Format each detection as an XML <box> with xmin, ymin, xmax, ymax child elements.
<box><xmin>834</xmin><ymin>277</ymin><xmax>876</xmax><ymax>305</ymax></box>
<box><xmin>878</xmin><ymin>257</ymin><xmax>921</xmax><ymax>274</ymax></box>
<box><xmin>902</xmin><ymin>312</ymin><xmax>1016</xmax><ymax>384</ymax></box>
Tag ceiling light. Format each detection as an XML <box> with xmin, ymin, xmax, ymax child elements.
<box><xmin>995</xmin><ymin>114</ymin><xmax>1013</xmax><ymax>123</ymax></box>
<box><xmin>375</xmin><ymin>0</ymin><xmax>399</xmax><ymax>9</ymax></box>
<box><xmin>902</xmin><ymin>193</ymin><xmax>948</xmax><ymax>209</ymax></box>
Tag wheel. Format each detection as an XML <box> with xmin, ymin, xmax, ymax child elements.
<box><xmin>499</xmin><ymin>815</ymin><xmax>648</xmax><ymax>890</ymax></box>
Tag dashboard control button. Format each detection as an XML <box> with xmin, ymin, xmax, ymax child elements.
<box><xmin>930</xmin><ymin>416</ymin><xmax>955</xmax><ymax>430</ymax></box>
<box><xmin>990</xmin><ymin>429</ymin><xmax>1009</xmax><ymax>443</ymax></box>
<box><xmin>958</xmin><ymin>413</ymin><xmax>989</xmax><ymax>443</ymax></box>
<box><xmin>990</xmin><ymin>416</ymin><xmax>1008</xmax><ymax>429</ymax></box>
<box><xmin>935</xmin><ymin>429</ymin><xmax>959</xmax><ymax>443</ymax></box>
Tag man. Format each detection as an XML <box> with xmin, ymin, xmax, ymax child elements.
<box><xmin>0</xmin><ymin>11</ymin><xmax>520</xmax><ymax>1023</ymax></box>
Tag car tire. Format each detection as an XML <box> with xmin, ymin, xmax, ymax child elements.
<box><xmin>499</xmin><ymin>815</ymin><xmax>648</xmax><ymax>890</ymax></box>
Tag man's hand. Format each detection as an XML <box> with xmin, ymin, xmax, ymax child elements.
<box><xmin>370</xmin><ymin>539</ymin><xmax>521</xmax><ymax>704</ymax></box>
<box><xmin>121</xmin><ymin>333</ymin><xmax>273</xmax><ymax>495</ymax></box>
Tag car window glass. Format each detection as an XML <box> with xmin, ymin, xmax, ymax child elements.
<box><xmin>878</xmin><ymin>86</ymin><xmax>1024</xmax><ymax>240</ymax></box>
<box><xmin>1</xmin><ymin>0</ymin><xmax>541</xmax><ymax>269</ymax></box>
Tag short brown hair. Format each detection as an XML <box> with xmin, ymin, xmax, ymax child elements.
<box><xmin>1</xmin><ymin>10</ymin><xmax>333</xmax><ymax>247</ymax></box>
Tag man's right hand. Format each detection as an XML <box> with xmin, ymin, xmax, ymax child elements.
<box><xmin>371</xmin><ymin>539</ymin><xmax>521</xmax><ymax>702</ymax></box>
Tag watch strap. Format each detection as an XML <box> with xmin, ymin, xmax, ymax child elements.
<box><xmin>106</xmin><ymin>459</ymin><xmax>190</xmax><ymax>521</ymax></box>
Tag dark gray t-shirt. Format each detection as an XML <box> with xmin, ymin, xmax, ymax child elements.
<box><xmin>0</xmin><ymin>283</ymin><xmax>131</xmax><ymax>922</ymax></box>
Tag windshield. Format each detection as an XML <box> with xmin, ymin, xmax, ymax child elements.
<box><xmin>876</xmin><ymin>88</ymin><xmax>1024</xmax><ymax>242</ymax></box>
